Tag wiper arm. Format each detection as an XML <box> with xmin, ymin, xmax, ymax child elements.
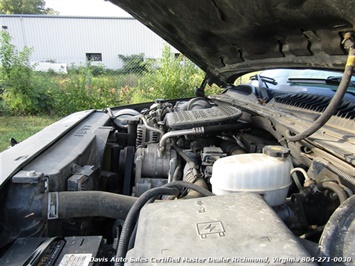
<box><xmin>288</xmin><ymin>76</ymin><xmax>355</xmax><ymax>87</ymax></box>
<box><xmin>326</xmin><ymin>76</ymin><xmax>355</xmax><ymax>87</ymax></box>
<box><xmin>326</xmin><ymin>76</ymin><xmax>342</xmax><ymax>85</ymax></box>
<box><xmin>249</xmin><ymin>75</ymin><xmax>278</xmax><ymax>85</ymax></box>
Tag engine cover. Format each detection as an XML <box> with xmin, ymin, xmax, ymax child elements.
<box><xmin>165</xmin><ymin>104</ymin><xmax>242</xmax><ymax>130</ymax></box>
<box><xmin>126</xmin><ymin>194</ymin><xmax>313</xmax><ymax>265</ymax></box>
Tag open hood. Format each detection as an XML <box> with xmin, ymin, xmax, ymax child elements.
<box><xmin>110</xmin><ymin>0</ymin><xmax>355</xmax><ymax>83</ymax></box>
<box><xmin>1</xmin><ymin>2</ymin><xmax>355</xmax><ymax>261</ymax></box>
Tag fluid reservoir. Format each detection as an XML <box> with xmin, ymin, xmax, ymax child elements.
<box><xmin>210</xmin><ymin>145</ymin><xmax>291</xmax><ymax>206</ymax></box>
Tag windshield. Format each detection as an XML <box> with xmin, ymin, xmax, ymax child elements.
<box><xmin>244</xmin><ymin>68</ymin><xmax>355</xmax><ymax>102</ymax></box>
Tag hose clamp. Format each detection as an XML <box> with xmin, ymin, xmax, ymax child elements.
<box><xmin>47</xmin><ymin>192</ymin><xmax>59</xmax><ymax>220</ymax></box>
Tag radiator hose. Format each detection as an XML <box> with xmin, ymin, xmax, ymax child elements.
<box><xmin>43</xmin><ymin>191</ymin><xmax>137</xmax><ymax>220</ymax></box>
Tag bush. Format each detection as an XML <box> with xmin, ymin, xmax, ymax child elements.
<box><xmin>0</xmin><ymin>30</ymin><xmax>53</xmax><ymax>114</ymax></box>
<box><xmin>118</xmin><ymin>53</ymin><xmax>149</xmax><ymax>74</ymax></box>
<box><xmin>136</xmin><ymin>45</ymin><xmax>205</xmax><ymax>101</ymax></box>
<box><xmin>0</xmin><ymin>32</ymin><xmax>221</xmax><ymax>116</ymax></box>
<box><xmin>90</xmin><ymin>64</ymin><xmax>107</xmax><ymax>77</ymax></box>
<box><xmin>50</xmin><ymin>64</ymin><xmax>122</xmax><ymax>116</ymax></box>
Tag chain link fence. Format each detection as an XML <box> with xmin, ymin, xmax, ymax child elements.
<box><xmin>0</xmin><ymin>15</ymin><xmax>222</xmax><ymax>116</ymax></box>
<box><xmin>0</xmin><ymin>40</ymin><xmax>215</xmax><ymax>116</ymax></box>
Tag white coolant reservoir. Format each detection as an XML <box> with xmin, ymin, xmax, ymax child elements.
<box><xmin>210</xmin><ymin>145</ymin><xmax>292</xmax><ymax>206</ymax></box>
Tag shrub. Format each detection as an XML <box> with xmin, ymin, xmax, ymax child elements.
<box><xmin>90</xmin><ymin>64</ymin><xmax>107</xmax><ymax>77</ymax></box>
<box><xmin>49</xmin><ymin>64</ymin><xmax>122</xmax><ymax>116</ymax></box>
<box><xmin>0</xmin><ymin>33</ymin><xmax>221</xmax><ymax>116</ymax></box>
<box><xmin>118</xmin><ymin>53</ymin><xmax>149</xmax><ymax>74</ymax></box>
<box><xmin>137</xmin><ymin>45</ymin><xmax>207</xmax><ymax>101</ymax></box>
<box><xmin>0</xmin><ymin>30</ymin><xmax>53</xmax><ymax>114</ymax></box>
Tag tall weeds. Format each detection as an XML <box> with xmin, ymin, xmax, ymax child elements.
<box><xmin>0</xmin><ymin>33</ymin><xmax>220</xmax><ymax>117</ymax></box>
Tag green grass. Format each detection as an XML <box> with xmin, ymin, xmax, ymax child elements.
<box><xmin>0</xmin><ymin>115</ymin><xmax>60</xmax><ymax>152</ymax></box>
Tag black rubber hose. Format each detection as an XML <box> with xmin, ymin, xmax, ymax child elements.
<box><xmin>171</xmin><ymin>142</ymin><xmax>198</xmax><ymax>170</ymax></box>
<box><xmin>116</xmin><ymin>182</ymin><xmax>213</xmax><ymax>263</ymax></box>
<box><xmin>43</xmin><ymin>191</ymin><xmax>137</xmax><ymax>220</ymax></box>
<box><xmin>186</xmin><ymin>97</ymin><xmax>212</xmax><ymax>110</ymax></box>
<box><xmin>113</xmin><ymin>108</ymin><xmax>141</xmax><ymax>118</ymax></box>
<box><xmin>183</xmin><ymin>178</ymin><xmax>211</xmax><ymax>199</ymax></box>
<box><xmin>172</xmin><ymin>164</ymin><xmax>182</xmax><ymax>182</ymax></box>
<box><xmin>128</xmin><ymin>221</ymin><xmax>139</xmax><ymax>251</ymax></box>
<box><xmin>116</xmin><ymin>187</ymin><xmax>179</xmax><ymax>265</ymax></box>
<box><xmin>106</xmin><ymin>108</ymin><xmax>140</xmax><ymax>130</ymax></box>
<box><xmin>112</xmin><ymin>118</ymin><xmax>128</xmax><ymax>130</ymax></box>
<box><xmin>285</xmin><ymin>43</ymin><xmax>355</xmax><ymax>142</ymax></box>
<box><xmin>325</xmin><ymin>162</ymin><xmax>355</xmax><ymax>187</ymax></box>
<box><xmin>203</xmin><ymin>123</ymin><xmax>251</xmax><ymax>134</ymax></box>
<box><xmin>163</xmin><ymin>181</ymin><xmax>214</xmax><ymax>197</ymax></box>
<box><xmin>318</xmin><ymin>195</ymin><xmax>355</xmax><ymax>263</ymax></box>
<box><xmin>318</xmin><ymin>181</ymin><xmax>348</xmax><ymax>204</ymax></box>
<box><xmin>220</xmin><ymin>140</ymin><xmax>246</xmax><ymax>155</ymax></box>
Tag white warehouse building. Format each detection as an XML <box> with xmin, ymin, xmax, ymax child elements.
<box><xmin>0</xmin><ymin>15</ymin><xmax>178</xmax><ymax>70</ymax></box>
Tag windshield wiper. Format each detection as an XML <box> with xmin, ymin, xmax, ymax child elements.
<box><xmin>326</xmin><ymin>76</ymin><xmax>355</xmax><ymax>86</ymax></box>
<box><xmin>288</xmin><ymin>76</ymin><xmax>355</xmax><ymax>87</ymax></box>
<box><xmin>249</xmin><ymin>75</ymin><xmax>278</xmax><ymax>85</ymax></box>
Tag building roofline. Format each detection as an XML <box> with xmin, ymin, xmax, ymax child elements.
<box><xmin>0</xmin><ymin>14</ymin><xmax>134</xmax><ymax>20</ymax></box>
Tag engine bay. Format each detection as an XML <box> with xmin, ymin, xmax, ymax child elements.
<box><xmin>0</xmin><ymin>96</ymin><xmax>354</xmax><ymax>265</ymax></box>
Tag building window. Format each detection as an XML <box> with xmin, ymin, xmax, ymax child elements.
<box><xmin>86</xmin><ymin>53</ymin><xmax>102</xmax><ymax>61</ymax></box>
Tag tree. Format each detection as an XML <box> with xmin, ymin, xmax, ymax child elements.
<box><xmin>0</xmin><ymin>0</ymin><xmax>58</xmax><ymax>15</ymax></box>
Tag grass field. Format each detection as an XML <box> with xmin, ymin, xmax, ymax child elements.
<box><xmin>0</xmin><ymin>115</ymin><xmax>60</xmax><ymax>152</ymax></box>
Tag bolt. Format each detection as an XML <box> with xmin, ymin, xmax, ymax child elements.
<box><xmin>27</xmin><ymin>170</ymin><xmax>36</xmax><ymax>176</ymax></box>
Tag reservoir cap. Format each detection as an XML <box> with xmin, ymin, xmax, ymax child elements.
<box><xmin>263</xmin><ymin>145</ymin><xmax>290</xmax><ymax>158</ymax></box>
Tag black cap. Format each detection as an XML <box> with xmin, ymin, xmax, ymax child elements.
<box><xmin>263</xmin><ymin>145</ymin><xmax>290</xmax><ymax>158</ymax></box>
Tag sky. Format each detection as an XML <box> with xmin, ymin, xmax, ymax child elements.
<box><xmin>45</xmin><ymin>0</ymin><xmax>132</xmax><ymax>17</ymax></box>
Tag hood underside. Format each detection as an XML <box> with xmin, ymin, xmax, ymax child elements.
<box><xmin>110</xmin><ymin>0</ymin><xmax>355</xmax><ymax>83</ymax></box>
